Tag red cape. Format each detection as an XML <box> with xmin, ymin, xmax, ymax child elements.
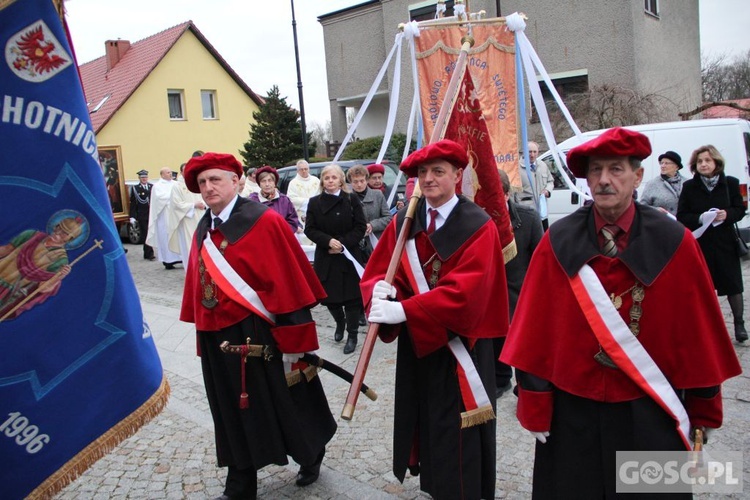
<box><xmin>502</xmin><ymin>223</ymin><xmax>741</xmax><ymax>402</ymax></box>
<box><xmin>181</xmin><ymin>200</ymin><xmax>326</xmax><ymax>353</ymax></box>
<box><xmin>361</xmin><ymin>196</ymin><xmax>508</xmax><ymax>357</ymax></box>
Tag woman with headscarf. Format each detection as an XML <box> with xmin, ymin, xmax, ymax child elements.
<box><xmin>640</xmin><ymin>150</ymin><xmax>686</xmax><ymax>215</ymax></box>
<box><xmin>677</xmin><ymin>145</ymin><xmax>747</xmax><ymax>343</ymax></box>
<box><xmin>249</xmin><ymin>166</ymin><xmax>301</xmax><ymax>234</ymax></box>
<box><xmin>305</xmin><ymin>164</ymin><xmax>367</xmax><ymax>354</ymax></box>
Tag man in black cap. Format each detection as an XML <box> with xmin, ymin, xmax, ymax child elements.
<box><xmin>129</xmin><ymin>169</ymin><xmax>154</xmax><ymax>260</ymax></box>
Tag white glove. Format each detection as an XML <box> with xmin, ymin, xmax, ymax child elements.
<box><xmin>530</xmin><ymin>431</ymin><xmax>550</xmax><ymax>444</ymax></box>
<box><xmin>368</xmin><ymin>298</ymin><xmax>406</xmax><ymax>324</ymax></box>
<box><xmin>373</xmin><ymin>280</ymin><xmax>397</xmax><ymax>300</ymax></box>
<box><xmin>129</xmin><ymin>217</ymin><xmax>136</xmax><ymax>224</ymax></box>
<box><xmin>282</xmin><ymin>353</ymin><xmax>303</xmax><ymax>363</ymax></box>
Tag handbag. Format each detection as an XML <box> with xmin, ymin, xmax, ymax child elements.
<box><xmin>725</xmin><ymin>180</ymin><xmax>749</xmax><ymax>258</ymax></box>
<box><xmin>734</xmin><ymin>223</ymin><xmax>749</xmax><ymax>258</ymax></box>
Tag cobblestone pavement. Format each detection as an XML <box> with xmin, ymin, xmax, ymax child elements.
<box><xmin>57</xmin><ymin>243</ymin><xmax>750</xmax><ymax>499</ymax></box>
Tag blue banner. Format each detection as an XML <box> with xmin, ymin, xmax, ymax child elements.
<box><xmin>0</xmin><ymin>1</ymin><xmax>168</xmax><ymax>498</ymax></box>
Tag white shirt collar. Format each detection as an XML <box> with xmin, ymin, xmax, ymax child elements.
<box><xmin>426</xmin><ymin>194</ymin><xmax>459</xmax><ymax>231</ymax></box>
<box><xmin>212</xmin><ymin>195</ymin><xmax>239</xmax><ymax>224</ymax></box>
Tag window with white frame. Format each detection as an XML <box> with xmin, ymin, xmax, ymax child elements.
<box><xmin>201</xmin><ymin>90</ymin><xmax>217</xmax><ymax>119</ymax></box>
<box><xmin>644</xmin><ymin>0</ymin><xmax>659</xmax><ymax>18</ymax></box>
<box><xmin>167</xmin><ymin>89</ymin><xmax>185</xmax><ymax>120</ymax></box>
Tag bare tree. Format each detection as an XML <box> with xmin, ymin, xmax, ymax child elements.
<box><xmin>702</xmin><ymin>50</ymin><xmax>750</xmax><ymax>101</ymax></box>
<box><xmin>543</xmin><ymin>84</ymin><xmax>674</xmax><ymax>139</ymax></box>
<box><xmin>308</xmin><ymin>120</ymin><xmax>332</xmax><ymax>156</ymax></box>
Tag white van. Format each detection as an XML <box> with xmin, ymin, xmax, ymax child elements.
<box><xmin>539</xmin><ymin>118</ymin><xmax>750</xmax><ymax>228</ymax></box>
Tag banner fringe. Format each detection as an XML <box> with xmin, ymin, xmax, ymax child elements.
<box><xmin>27</xmin><ymin>375</ymin><xmax>171</xmax><ymax>500</ymax></box>
<box><xmin>460</xmin><ymin>404</ymin><xmax>495</xmax><ymax>429</ymax></box>
<box><xmin>416</xmin><ymin>36</ymin><xmax>514</xmax><ymax>59</ymax></box>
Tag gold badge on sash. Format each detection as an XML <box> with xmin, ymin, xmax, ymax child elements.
<box><xmin>595</xmin><ymin>282</ymin><xmax>645</xmax><ymax>369</ymax></box>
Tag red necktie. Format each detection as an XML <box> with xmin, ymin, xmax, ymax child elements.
<box><xmin>426</xmin><ymin>209</ymin><xmax>438</xmax><ymax>235</ymax></box>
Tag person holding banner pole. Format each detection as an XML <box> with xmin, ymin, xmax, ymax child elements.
<box><xmin>501</xmin><ymin>128</ymin><xmax>741</xmax><ymax>498</ymax></box>
<box><xmin>305</xmin><ymin>164</ymin><xmax>367</xmax><ymax>355</ymax></box>
<box><xmin>360</xmin><ymin>140</ymin><xmax>507</xmax><ymax>499</ymax></box>
<box><xmin>180</xmin><ymin>152</ymin><xmax>336</xmax><ymax>498</ymax></box>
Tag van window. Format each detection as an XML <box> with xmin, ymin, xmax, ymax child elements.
<box><xmin>545</xmin><ymin>154</ymin><xmax>576</xmax><ymax>189</ymax></box>
<box><xmin>743</xmin><ymin>132</ymin><xmax>750</xmax><ymax>174</ymax></box>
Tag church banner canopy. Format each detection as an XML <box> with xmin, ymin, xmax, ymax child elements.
<box><xmin>414</xmin><ymin>23</ymin><xmax>519</xmax><ymax>187</ymax></box>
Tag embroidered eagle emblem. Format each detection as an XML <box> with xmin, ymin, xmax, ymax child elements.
<box><xmin>6</xmin><ymin>20</ymin><xmax>72</xmax><ymax>82</ymax></box>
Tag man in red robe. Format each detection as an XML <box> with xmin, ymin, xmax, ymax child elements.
<box><xmin>501</xmin><ymin>128</ymin><xmax>742</xmax><ymax>498</ymax></box>
<box><xmin>360</xmin><ymin>140</ymin><xmax>508</xmax><ymax>499</ymax></box>
<box><xmin>180</xmin><ymin>153</ymin><xmax>336</xmax><ymax>499</ymax></box>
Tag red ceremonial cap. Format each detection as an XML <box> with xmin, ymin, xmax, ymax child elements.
<box><xmin>367</xmin><ymin>163</ymin><xmax>385</xmax><ymax>176</ymax></box>
<box><xmin>183</xmin><ymin>152</ymin><xmax>243</xmax><ymax>193</ymax></box>
<box><xmin>566</xmin><ymin>127</ymin><xmax>652</xmax><ymax>178</ymax></box>
<box><xmin>399</xmin><ymin>139</ymin><xmax>468</xmax><ymax>177</ymax></box>
<box><xmin>255</xmin><ymin>165</ymin><xmax>279</xmax><ymax>185</ymax></box>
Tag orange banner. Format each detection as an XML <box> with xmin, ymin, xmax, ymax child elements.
<box><xmin>415</xmin><ymin>24</ymin><xmax>519</xmax><ymax>186</ymax></box>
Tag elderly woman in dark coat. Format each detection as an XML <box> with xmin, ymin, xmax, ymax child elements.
<box><xmin>677</xmin><ymin>145</ymin><xmax>747</xmax><ymax>342</ymax></box>
<box><xmin>305</xmin><ymin>164</ymin><xmax>367</xmax><ymax>354</ymax></box>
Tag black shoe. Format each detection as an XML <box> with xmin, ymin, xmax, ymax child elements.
<box><xmin>296</xmin><ymin>449</ymin><xmax>324</xmax><ymax>487</ymax></box>
<box><xmin>358</xmin><ymin>311</ymin><xmax>367</xmax><ymax>326</ymax></box>
<box><xmin>343</xmin><ymin>335</ymin><xmax>357</xmax><ymax>355</ymax></box>
<box><xmin>495</xmin><ymin>381</ymin><xmax>512</xmax><ymax>399</ymax></box>
<box><xmin>334</xmin><ymin>320</ymin><xmax>345</xmax><ymax>342</ymax></box>
<box><xmin>164</xmin><ymin>263</ymin><xmax>175</xmax><ymax>270</ymax></box>
<box><xmin>735</xmin><ymin>321</ymin><xmax>748</xmax><ymax>342</ymax></box>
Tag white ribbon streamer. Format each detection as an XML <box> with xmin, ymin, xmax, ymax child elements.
<box><xmin>506</xmin><ymin>12</ymin><xmax>590</xmax><ymax>200</ymax></box>
<box><xmin>334</xmin><ymin>32</ymin><xmax>404</xmax><ymax>163</ymax></box>
<box><xmin>342</xmin><ymin>246</ymin><xmax>365</xmax><ymax>278</ymax></box>
<box><xmin>692</xmin><ymin>209</ymin><xmax>720</xmax><ymax>239</ymax></box>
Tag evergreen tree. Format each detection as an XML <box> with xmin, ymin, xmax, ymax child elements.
<box><xmin>240</xmin><ymin>85</ymin><xmax>316</xmax><ymax>167</ymax></box>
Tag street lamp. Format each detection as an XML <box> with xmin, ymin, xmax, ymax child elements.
<box><xmin>290</xmin><ymin>0</ymin><xmax>308</xmax><ymax>161</ymax></box>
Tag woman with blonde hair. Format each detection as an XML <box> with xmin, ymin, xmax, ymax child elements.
<box><xmin>677</xmin><ymin>145</ymin><xmax>747</xmax><ymax>342</ymax></box>
<box><xmin>305</xmin><ymin>164</ymin><xmax>367</xmax><ymax>354</ymax></box>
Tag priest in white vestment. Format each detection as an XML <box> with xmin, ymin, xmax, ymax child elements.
<box><xmin>146</xmin><ymin>168</ymin><xmax>182</xmax><ymax>269</ymax></box>
<box><xmin>167</xmin><ymin>164</ymin><xmax>206</xmax><ymax>272</ymax></box>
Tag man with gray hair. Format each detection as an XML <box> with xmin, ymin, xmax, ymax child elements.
<box><xmin>502</xmin><ymin>127</ymin><xmax>741</xmax><ymax>498</ymax></box>
<box><xmin>516</xmin><ymin>141</ymin><xmax>554</xmax><ymax>229</ymax></box>
<box><xmin>286</xmin><ymin>159</ymin><xmax>320</xmax><ymax>225</ymax></box>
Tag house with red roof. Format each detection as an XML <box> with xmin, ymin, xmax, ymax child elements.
<box><xmin>80</xmin><ymin>21</ymin><xmax>262</xmax><ymax>184</ymax></box>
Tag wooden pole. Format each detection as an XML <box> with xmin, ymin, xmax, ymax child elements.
<box><xmin>341</xmin><ymin>38</ymin><xmax>475</xmax><ymax>421</ymax></box>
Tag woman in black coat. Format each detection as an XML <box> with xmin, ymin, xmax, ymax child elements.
<box><xmin>305</xmin><ymin>164</ymin><xmax>367</xmax><ymax>354</ymax></box>
<box><xmin>677</xmin><ymin>145</ymin><xmax>747</xmax><ymax>342</ymax></box>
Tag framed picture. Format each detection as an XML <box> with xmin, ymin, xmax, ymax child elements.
<box><xmin>98</xmin><ymin>146</ymin><xmax>127</xmax><ymax>220</ymax></box>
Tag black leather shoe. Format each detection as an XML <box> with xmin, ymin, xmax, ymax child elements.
<box><xmin>343</xmin><ymin>336</ymin><xmax>357</xmax><ymax>355</ymax></box>
<box><xmin>334</xmin><ymin>321</ymin><xmax>345</xmax><ymax>342</ymax></box>
<box><xmin>358</xmin><ymin>312</ymin><xmax>367</xmax><ymax>326</ymax></box>
<box><xmin>735</xmin><ymin>321</ymin><xmax>748</xmax><ymax>342</ymax></box>
<box><xmin>296</xmin><ymin>449</ymin><xmax>324</xmax><ymax>487</ymax></box>
<box><xmin>495</xmin><ymin>381</ymin><xmax>512</xmax><ymax>399</ymax></box>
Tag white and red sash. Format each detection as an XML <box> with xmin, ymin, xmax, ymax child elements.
<box><xmin>570</xmin><ymin>264</ymin><xmax>691</xmax><ymax>449</ymax></box>
<box><xmin>201</xmin><ymin>233</ymin><xmax>276</xmax><ymax>325</ymax></box>
<box><xmin>401</xmin><ymin>239</ymin><xmax>495</xmax><ymax>429</ymax></box>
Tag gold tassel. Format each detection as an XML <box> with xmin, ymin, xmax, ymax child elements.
<box><xmin>460</xmin><ymin>404</ymin><xmax>495</xmax><ymax>429</ymax></box>
<box><xmin>28</xmin><ymin>376</ymin><xmax>170</xmax><ymax>499</ymax></box>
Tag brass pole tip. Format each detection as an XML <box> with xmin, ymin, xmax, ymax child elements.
<box><xmin>460</xmin><ymin>35</ymin><xmax>475</xmax><ymax>47</ymax></box>
<box><xmin>341</xmin><ymin>403</ymin><xmax>355</xmax><ymax>420</ymax></box>
<box><xmin>365</xmin><ymin>388</ymin><xmax>378</xmax><ymax>401</ymax></box>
